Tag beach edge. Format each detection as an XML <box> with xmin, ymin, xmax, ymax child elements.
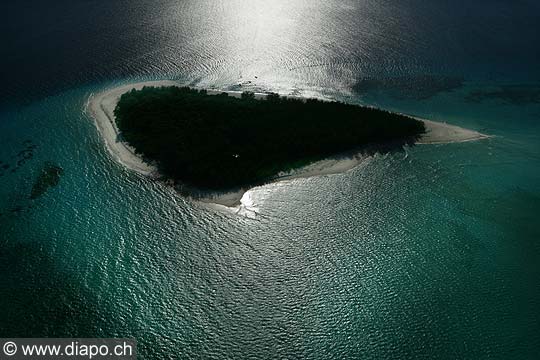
<box><xmin>87</xmin><ymin>80</ymin><xmax>490</xmax><ymax>208</ymax></box>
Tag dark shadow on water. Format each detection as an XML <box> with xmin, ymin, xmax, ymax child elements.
<box><xmin>0</xmin><ymin>241</ymin><xmax>110</xmax><ymax>337</ymax></box>
<box><xmin>465</xmin><ymin>84</ymin><xmax>540</xmax><ymax>105</ymax></box>
<box><xmin>353</xmin><ymin>75</ymin><xmax>464</xmax><ymax>101</ymax></box>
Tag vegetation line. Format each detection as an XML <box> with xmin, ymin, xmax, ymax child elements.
<box><xmin>114</xmin><ymin>86</ymin><xmax>425</xmax><ymax>190</ymax></box>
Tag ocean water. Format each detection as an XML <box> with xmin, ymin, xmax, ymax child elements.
<box><xmin>1</xmin><ymin>0</ymin><xmax>540</xmax><ymax>358</ymax></box>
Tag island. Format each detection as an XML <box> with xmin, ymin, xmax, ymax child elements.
<box><xmin>113</xmin><ymin>86</ymin><xmax>424</xmax><ymax>189</ymax></box>
<box><xmin>89</xmin><ymin>81</ymin><xmax>489</xmax><ymax>207</ymax></box>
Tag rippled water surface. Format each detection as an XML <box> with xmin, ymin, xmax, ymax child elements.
<box><xmin>1</xmin><ymin>1</ymin><xmax>540</xmax><ymax>359</ymax></box>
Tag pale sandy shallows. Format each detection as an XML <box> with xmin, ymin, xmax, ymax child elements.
<box><xmin>87</xmin><ymin>81</ymin><xmax>489</xmax><ymax>208</ymax></box>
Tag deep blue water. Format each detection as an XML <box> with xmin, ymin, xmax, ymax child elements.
<box><xmin>1</xmin><ymin>1</ymin><xmax>540</xmax><ymax>359</ymax></box>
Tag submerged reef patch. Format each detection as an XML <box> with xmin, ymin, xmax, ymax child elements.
<box><xmin>30</xmin><ymin>162</ymin><xmax>63</xmax><ymax>200</ymax></box>
<box><xmin>0</xmin><ymin>140</ymin><xmax>37</xmax><ymax>178</ymax></box>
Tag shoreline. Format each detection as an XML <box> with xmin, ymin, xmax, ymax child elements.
<box><xmin>87</xmin><ymin>81</ymin><xmax>180</xmax><ymax>176</ymax></box>
<box><xmin>416</xmin><ymin>119</ymin><xmax>490</xmax><ymax>144</ymax></box>
<box><xmin>87</xmin><ymin>80</ymin><xmax>490</xmax><ymax>208</ymax></box>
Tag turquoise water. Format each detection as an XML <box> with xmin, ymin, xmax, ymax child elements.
<box><xmin>2</xmin><ymin>1</ymin><xmax>540</xmax><ymax>358</ymax></box>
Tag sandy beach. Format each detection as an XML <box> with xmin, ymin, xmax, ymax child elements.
<box><xmin>87</xmin><ymin>81</ymin><xmax>489</xmax><ymax>208</ymax></box>
<box><xmin>417</xmin><ymin>119</ymin><xmax>489</xmax><ymax>144</ymax></box>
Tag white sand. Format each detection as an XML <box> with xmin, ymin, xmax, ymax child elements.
<box><xmin>87</xmin><ymin>80</ymin><xmax>179</xmax><ymax>176</ymax></box>
<box><xmin>87</xmin><ymin>81</ymin><xmax>490</xmax><ymax>208</ymax></box>
<box><xmin>196</xmin><ymin>188</ymin><xmax>249</xmax><ymax>208</ymax></box>
<box><xmin>417</xmin><ymin>119</ymin><xmax>490</xmax><ymax>144</ymax></box>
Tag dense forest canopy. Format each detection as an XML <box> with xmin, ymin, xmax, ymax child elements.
<box><xmin>114</xmin><ymin>86</ymin><xmax>425</xmax><ymax>189</ymax></box>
